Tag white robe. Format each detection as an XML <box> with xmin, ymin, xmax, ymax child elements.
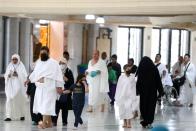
<box><xmin>115</xmin><ymin>74</ymin><xmax>139</xmax><ymax>119</ymax></box>
<box><xmin>29</xmin><ymin>58</ymin><xmax>64</xmax><ymax>116</ymax></box>
<box><xmin>172</xmin><ymin>62</ymin><xmax>184</xmax><ymax>77</ymax></box>
<box><xmin>86</xmin><ymin>59</ymin><xmax>109</xmax><ymax>106</ymax></box>
<box><xmin>179</xmin><ymin>62</ymin><xmax>196</xmax><ymax>105</ymax></box>
<box><xmin>161</xmin><ymin>72</ymin><xmax>173</xmax><ymax>87</ymax></box>
<box><xmin>155</xmin><ymin>63</ymin><xmax>167</xmax><ymax>77</ymax></box>
<box><xmin>4</xmin><ymin>59</ymin><xmax>28</xmax><ymax>119</ymax></box>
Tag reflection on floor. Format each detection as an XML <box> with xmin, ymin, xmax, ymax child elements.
<box><xmin>1</xmin><ymin>95</ymin><xmax>196</xmax><ymax>131</ymax></box>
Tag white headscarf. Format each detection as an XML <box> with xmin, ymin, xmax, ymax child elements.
<box><xmin>4</xmin><ymin>54</ymin><xmax>28</xmax><ymax>99</ymax></box>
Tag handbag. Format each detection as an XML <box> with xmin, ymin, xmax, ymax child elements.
<box><xmin>173</xmin><ymin>63</ymin><xmax>190</xmax><ymax>87</ymax></box>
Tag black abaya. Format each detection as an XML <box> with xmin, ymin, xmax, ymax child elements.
<box><xmin>136</xmin><ymin>56</ymin><xmax>164</xmax><ymax>126</ymax></box>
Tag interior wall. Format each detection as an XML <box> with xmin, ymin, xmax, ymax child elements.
<box><xmin>49</xmin><ymin>21</ymin><xmax>64</xmax><ymax>61</ymax></box>
<box><xmin>87</xmin><ymin>24</ymin><xmax>118</xmax><ymax>61</ymax></box>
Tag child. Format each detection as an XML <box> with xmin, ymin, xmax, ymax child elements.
<box><xmin>64</xmin><ymin>74</ymin><xmax>88</xmax><ymax>130</ymax></box>
<box><xmin>107</xmin><ymin>64</ymin><xmax>117</xmax><ymax>106</ymax></box>
<box><xmin>115</xmin><ymin>66</ymin><xmax>138</xmax><ymax>128</ymax></box>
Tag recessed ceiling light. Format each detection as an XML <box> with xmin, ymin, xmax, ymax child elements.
<box><xmin>35</xmin><ymin>24</ymin><xmax>40</xmax><ymax>28</ymax></box>
<box><xmin>96</xmin><ymin>17</ymin><xmax>105</xmax><ymax>24</ymax></box>
<box><xmin>85</xmin><ymin>15</ymin><xmax>95</xmax><ymax>20</ymax></box>
<box><xmin>39</xmin><ymin>20</ymin><xmax>49</xmax><ymax>24</ymax></box>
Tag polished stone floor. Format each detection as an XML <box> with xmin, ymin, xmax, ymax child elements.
<box><xmin>1</xmin><ymin>94</ymin><xmax>196</xmax><ymax>131</ymax></box>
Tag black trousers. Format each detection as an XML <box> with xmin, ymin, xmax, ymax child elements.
<box><xmin>72</xmin><ymin>104</ymin><xmax>84</xmax><ymax>127</ymax></box>
<box><xmin>29</xmin><ymin>87</ymin><xmax>42</xmax><ymax>123</ymax></box>
<box><xmin>52</xmin><ymin>100</ymin><xmax>68</xmax><ymax>124</ymax></box>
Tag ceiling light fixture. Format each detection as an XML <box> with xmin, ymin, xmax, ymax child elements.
<box><xmin>39</xmin><ymin>20</ymin><xmax>49</xmax><ymax>24</ymax></box>
<box><xmin>85</xmin><ymin>14</ymin><xmax>95</xmax><ymax>20</ymax></box>
<box><xmin>96</xmin><ymin>16</ymin><xmax>105</xmax><ymax>24</ymax></box>
<box><xmin>35</xmin><ymin>24</ymin><xmax>40</xmax><ymax>28</ymax></box>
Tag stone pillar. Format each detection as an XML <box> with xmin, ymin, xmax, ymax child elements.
<box><xmin>4</xmin><ymin>17</ymin><xmax>20</xmax><ymax>68</ymax></box>
<box><xmin>67</xmin><ymin>23</ymin><xmax>83</xmax><ymax>78</ymax></box>
<box><xmin>19</xmin><ymin>18</ymin><xmax>32</xmax><ymax>73</ymax></box>
<box><xmin>0</xmin><ymin>16</ymin><xmax>3</xmax><ymax>74</ymax></box>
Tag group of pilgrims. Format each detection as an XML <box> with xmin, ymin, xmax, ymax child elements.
<box><xmin>3</xmin><ymin>45</ymin><xmax>196</xmax><ymax>130</ymax></box>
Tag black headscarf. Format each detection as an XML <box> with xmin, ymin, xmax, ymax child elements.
<box><xmin>136</xmin><ymin>56</ymin><xmax>157</xmax><ymax>76</ymax></box>
<box><xmin>136</xmin><ymin>56</ymin><xmax>163</xmax><ymax>96</ymax></box>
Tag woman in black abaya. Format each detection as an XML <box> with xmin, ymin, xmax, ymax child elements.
<box><xmin>136</xmin><ymin>56</ymin><xmax>164</xmax><ymax>128</ymax></box>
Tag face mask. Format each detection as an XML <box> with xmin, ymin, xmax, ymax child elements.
<box><xmin>60</xmin><ymin>64</ymin><xmax>67</xmax><ymax>70</ymax></box>
<box><xmin>41</xmin><ymin>53</ymin><xmax>49</xmax><ymax>61</ymax></box>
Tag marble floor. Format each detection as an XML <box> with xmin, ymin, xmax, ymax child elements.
<box><xmin>1</xmin><ymin>95</ymin><xmax>196</xmax><ymax>131</ymax></box>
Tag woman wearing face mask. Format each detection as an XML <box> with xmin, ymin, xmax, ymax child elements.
<box><xmin>52</xmin><ymin>57</ymin><xmax>74</xmax><ymax>126</ymax></box>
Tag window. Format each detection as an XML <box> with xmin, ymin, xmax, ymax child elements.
<box><xmin>171</xmin><ymin>30</ymin><xmax>180</xmax><ymax>67</ymax></box>
<box><xmin>151</xmin><ymin>28</ymin><xmax>190</xmax><ymax>72</ymax></box>
<box><xmin>161</xmin><ymin>29</ymin><xmax>170</xmax><ymax>65</ymax></box>
<box><xmin>117</xmin><ymin>28</ymin><xmax>129</xmax><ymax>68</ymax></box>
<box><xmin>181</xmin><ymin>30</ymin><xmax>189</xmax><ymax>56</ymax></box>
<box><xmin>151</xmin><ymin>29</ymin><xmax>160</xmax><ymax>59</ymax></box>
<box><xmin>129</xmin><ymin>28</ymin><xmax>143</xmax><ymax>65</ymax></box>
<box><xmin>117</xmin><ymin>27</ymin><xmax>143</xmax><ymax>68</ymax></box>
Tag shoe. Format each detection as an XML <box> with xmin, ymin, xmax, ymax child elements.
<box><xmin>4</xmin><ymin>118</ymin><xmax>11</xmax><ymax>121</ymax></box>
<box><xmin>189</xmin><ymin>103</ymin><xmax>193</xmax><ymax>107</ymax></box>
<box><xmin>63</xmin><ymin>123</ymin><xmax>67</xmax><ymax>126</ymax></box>
<box><xmin>53</xmin><ymin>123</ymin><xmax>57</xmax><ymax>126</ymax></box>
<box><xmin>79</xmin><ymin>123</ymin><xmax>87</xmax><ymax>128</ymax></box>
<box><xmin>32</xmin><ymin>121</ymin><xmax>38</xmax><ymax>125</ymax></box>
<box><xmin>72</xmin><ymin>126</ymin><xmax>78</xmax><ymax>130</ymax></box>
<box><xmin>20</xmin><ymin>117</ymin><xmax>25</xmax><ymax>121</ymax></box>
<box><xmin>145</xmin><ymin>124</ymin><xmax>153</xmax><ymax>129</ymax></box>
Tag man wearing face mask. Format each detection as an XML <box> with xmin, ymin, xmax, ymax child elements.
<box><xmin>26</xmin><ymin>46</ymin><xmax>64</xmax><ymax>129</ymax></box>
<box><xmin>52</xmin><ymin>57</ymin><xmax>74</xmax><ymax>126</ymax></box>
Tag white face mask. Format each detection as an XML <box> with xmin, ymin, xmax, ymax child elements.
<box><xmin>60</xmin><ymin>64</ymin><xmax>67</xmax><ymax>70</ymax></box>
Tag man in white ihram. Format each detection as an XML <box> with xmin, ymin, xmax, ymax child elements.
<box><xmin>86</xmin><ymin>50</ymin><xmax>109</xmax><ymax>112</ymax></box>
<box><xmin>4</xmin><ymin>54</ymin><xmax>28</xmax><ymax>121</ymax></box>
<box><xmin>28</xmin><ymin>46</ymin><xmax>64</xmax><ymax>129</ymax></box>
<box><xmin>178</xmin><ymin>54</ymin><xmax>196</xmax><ymax>107</ymax></box>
